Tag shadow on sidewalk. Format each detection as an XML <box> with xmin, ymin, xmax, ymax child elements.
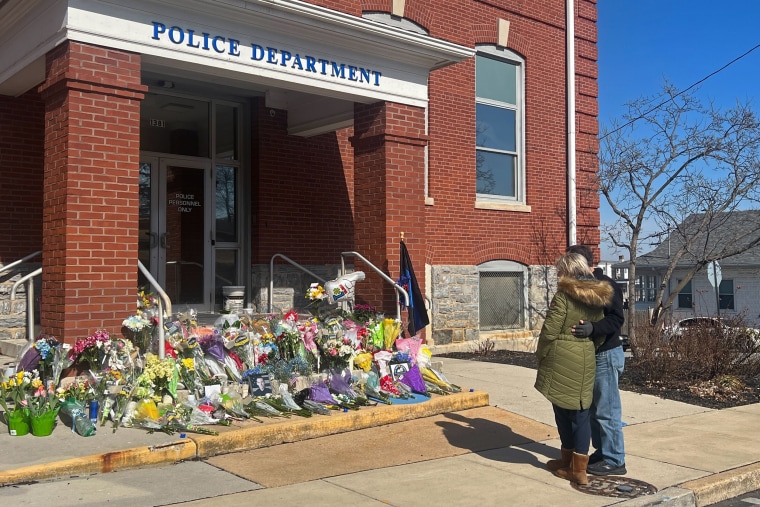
<box><xmin>436</xmin><ymin>412</ymin><xmax>551</xmax><ymax>470</ymax></box>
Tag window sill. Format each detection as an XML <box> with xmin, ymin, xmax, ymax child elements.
<box><xmin>475</xmin><ymin>201</ymin><xmax>531</xmax><ymax>212</ymax></box>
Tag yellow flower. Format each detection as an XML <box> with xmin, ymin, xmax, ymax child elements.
<box><xmin>31</xmin><ymin>378</ymin><xmax>43</xmax><ymax>389</ymax></box>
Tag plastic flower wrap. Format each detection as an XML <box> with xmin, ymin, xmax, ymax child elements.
<box><xmin>368</xmin><ymin>320</ymin><xmax>384</xmax><ymax>350</ymax></box>
<box><xmin>353</xmin><ymin>351</ymin><xmax>373</xmax><ymax>372</ymax></box>
<box><xmin>220</xmin><ymin>391</ymin><xmax>248</xmax><ymax>418</ymax></box>
<box><xmin>229</xmin><ymin>334</ymin><xmax>256</xmax><ymax>370</ymax></box>
<box><xmin>362</xmin><ymin>371</ymin><xmax>391</xmax><ymax>404</ymax></box>
<box><xmin>51</xmin><ymin>342</ymin><xmax>74</xmax><ymax>386</ymax></box>
<box><xmin>299</xmin><ymin>319</ymin><xmax>320</xmax><ymax>358</ymax></box>
<box><xmin>417</xmin><ymin>345</ymin><xmax>433</xmax><ymax>369</ymax></box>
<box><xmin>134</xmin><ymin>398</ymin><xmax>161</xmax><ymax>427</ymax></box>
<box><xmin>373</xmin><ymin>350</ymin><xmax>393</xmax><ymax>378</ymax></box>
<box><xmin>398</xmin><ymin>364</ymin><xmax>428</xmax><ymax>395</ymax></box>
<box><xmin>308</xmin><ymin>382</ymin><xmax>338</xmax><ymax>405</ymax></box>
<box><xmin>421</xmin><ymin>367</ymin><xmax>461</xmax><ymax>393</ymax></box>
<box><xmin>379</xmin><ymin>375</ymin><xmax>402</xmax><ymax>397</ymax></box>
<box><xmin>199</xmin><ymin>330</ymin><xmax>226</xmax><ymax>362</ymax></box>
<box><xmin>395</xmin><ymin>337</ymin><xmax>423</xmax><ymax>365</ymax></box>
<box><xmin>383</xmin><ymin>318</ymin><xmax>400</xmax><ymax>350</ymax></box>
<box><xmin>328</xmin><ymin>368</ymin><xmax>359</xmax><ymax>399</ymax></box>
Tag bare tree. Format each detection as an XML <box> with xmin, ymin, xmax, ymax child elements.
<box><xmin>597</xmin><ymin>83</ymin><xmax>760</xmax><ymax>335</ymax></box>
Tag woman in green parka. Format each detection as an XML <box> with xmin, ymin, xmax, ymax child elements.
<box><xmin>534</xmin><ymin>252</ymin><xmax>614</xmax><ymax>485</ymax></box>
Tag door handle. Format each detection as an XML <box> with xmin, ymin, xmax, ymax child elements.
<box><xmin>160</xmin><ymin>233</ymin><xmax>169</xmax><ymax>249</ymax></box>
<box><xmin>149</xmin><ymin>232</ymin><xmax>158</xmax><ymax>249</ymax></box>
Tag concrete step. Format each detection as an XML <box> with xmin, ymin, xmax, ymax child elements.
<box><xmin>0</xmin><ymin>338</ymin><xmax>28</xmax><ymax>361</ymax></box>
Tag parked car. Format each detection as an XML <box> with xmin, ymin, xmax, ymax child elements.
<box><xmin>620</xmin><ymin>334</ymin><xmax>630</xmax><ymax>352</ymax></box>
<box><xmin>662</xmin><ymin>317</ymin><xmax>760</xmax><ymax>352</ymax></box>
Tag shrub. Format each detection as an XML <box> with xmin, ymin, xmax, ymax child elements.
<box><xmin>627</xmin><ymin>316</ymin><xmax>760</xmax><ymax>384</ymax></box>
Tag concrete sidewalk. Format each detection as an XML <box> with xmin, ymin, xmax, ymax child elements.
<box><xmin>1</xmin><ymin>353</ymin><xmax>759</xmax><ymax>506</ymax></box>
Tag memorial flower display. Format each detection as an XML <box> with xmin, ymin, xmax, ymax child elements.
<box><xmin>2</xmin><ymin>281</ymin><xmax>463</xmax><ymax>439</ymax></box>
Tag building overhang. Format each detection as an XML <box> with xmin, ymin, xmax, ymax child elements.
<box><xmin>0</xmin><ymin>0</ymin><xmax>474</xmax><ymax>108</ymax></box>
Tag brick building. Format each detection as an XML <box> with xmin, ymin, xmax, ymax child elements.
<box><xmin>0</xmin><ymin>0</ymin><xmax>600</xmax><ymax>349</ymax></box>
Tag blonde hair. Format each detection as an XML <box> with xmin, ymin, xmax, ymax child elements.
<box><xmin>555</xmin><ymin>252</ymin><xmax>591</xmax><ymax>277</ymax></box>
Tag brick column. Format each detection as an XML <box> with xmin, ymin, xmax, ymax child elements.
<box><xmin>352</xmin><ymin>101</ymin><xmax>428</xmax><ymax>335</ymax></box>
<box><xmin>37</xmin><ymin>41</ymin><xmax>147</xmax><ymax>343</ymax></box>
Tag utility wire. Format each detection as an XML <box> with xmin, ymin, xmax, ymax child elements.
<box><xmin>600</xmin><ymin>43</ymin><xmax>760</xmax><ymax>140</ymax></box>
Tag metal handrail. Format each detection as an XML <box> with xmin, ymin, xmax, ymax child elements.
<box><xmin>269</xmin><ymin>254</ymin><xmax>327</xmax><ymax>313</ymax></box>
<box><xmin>0</xmin><ymin>250</ymin><xmax>42</xmax><ymax>276</ymax></box>
<box><xmin>138</xmin><ymin>260</ymin><xmax>172</xmax><ymax>359</ymax></box>
<box><xmin>340</xmin><ymin>251</ymin><xmax>409</xmax><ymax>322</ymax></box>
<box><xmin>10</xmin><ymin>267</ymin><xmax>42</xmax><ymax>342</ymax></box>
<box><xmin>4</xmin><ymin>252</ymin><xmax>43</xmax><ymax>341</ymax></box>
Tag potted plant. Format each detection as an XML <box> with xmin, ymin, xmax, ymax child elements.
<box><xmin>0</xmin><ymin>371</ymin><xmax>33</xmax><ymax>436</ymax></box>
<box><xmin>27</xmin><ymin>379</ymin><xmax>61</xmax><ymax>437</ymax></box>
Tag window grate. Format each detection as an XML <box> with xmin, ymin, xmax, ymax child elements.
<box><xmin>479</xmin><ymin>271</ymin><xmax>524</xmax><ymax>330</ymax></box>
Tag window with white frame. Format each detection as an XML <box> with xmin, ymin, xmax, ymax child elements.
<box><xmin>478</xmin><ymin>261</ymin><xmax>527</xmax><ymax>330</ymax></box>
<box><xmin>635</xmin><ymin>275</ymin><xmax>658</xmax><ymax>302</ymax></box>
<box><xmin>719</xmin><ymin>279</ymin><xmax>734</xmax><ymax>310</ymax></box>
<box><xmin>677</xmin><ymin>279</ymin><xmax>693</xmax><ymax>309</ymax></box>
<box><xmin>475</xmin><ymin>47</ymin><xmax>525</xmax><ymax>204</ymax></box>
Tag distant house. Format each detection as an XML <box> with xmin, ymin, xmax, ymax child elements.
<box><xmin>613</xmin><ymin>211</ymin><xmax>760</xmax><ymax>326</ymax></box>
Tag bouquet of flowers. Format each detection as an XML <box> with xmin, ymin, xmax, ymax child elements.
<box><xmin>51</xmin><ymin>342</ymin><xmax>74</xmax><ymax>387</ymax></box>
<box><xmin>136</xmin><ymin>353</ymin><xmax>178</xmax><ymax>401</ymax></box>
<box><xmin>0</xmin><ymin>371</ymin><xmax>32</xmax><ymax>414</ymax></box>
<box><xmin>319</xmin><ymin>336</ymin><xmax>357</xmax><ymax>372</ymax></box>
<box><xmin>69</xmin><ymin>329</ymin><xmax>112</xmax><ymax>370</ymax></box>
<box><xmin>28</xmin><ymin>378</ymin><xmax>60</xmax><ymax>418</ymax></box>
<box><xmin>306</xmin><ymin>283</ymin><xmax>326</xmax><ymax>301</ymax></box>
<box><xmin>57</xmin><ymin>377</ymin><xmax>94</xmax><ymax>403</ymax></box>
<box><xmin>122</xmin><ymin>314</ymin><xmax>153</xmax><ymax>354</ymax></box>
<box><xmin>177</xmin><ymin>357</ymin><xmax>203</xmax><ymax>394</ymax></box>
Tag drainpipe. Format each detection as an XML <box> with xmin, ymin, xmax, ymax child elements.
<box><xmin>566</xmin><ymin>0</ymin><xmax>577</xmax><ymax>246</ymax></box>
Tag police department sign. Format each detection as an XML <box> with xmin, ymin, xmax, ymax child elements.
<box><xmin>151</xmin><ymin>21</ymin><xmax>382</xmax><ymax>87</ymax></box>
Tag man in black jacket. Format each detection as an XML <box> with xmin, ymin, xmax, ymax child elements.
<box><xmin>567</xmin><ymin>245</ymin><xmax>627</xmax><ymax>476</ymax></box>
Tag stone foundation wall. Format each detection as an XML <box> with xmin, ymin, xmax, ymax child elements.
<box><xmin>250</xmin><ymin>263</ymin><xmax>345</xmax><ymax>314</ymax></box>
<box><xmin>430</xmin><ymin>263</ymin><xmax>556</xmax><ymax>349</ymax></box>
<box><xmin>0</xmin><ymin>262</ymin><xmax>41</xmax><ymax>341</ymax></box>
<box><xmin>430</xmin><ymin>265</ymin><xmax>479</xmax><ymax>345</ymax></box>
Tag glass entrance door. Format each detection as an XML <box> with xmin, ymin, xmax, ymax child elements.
<box><xmin>139</xmin><ymin>157</ymin><xmax>213</xmax><ymax>310</ymax></box>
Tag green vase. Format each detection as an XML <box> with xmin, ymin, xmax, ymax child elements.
<box><xmin>7</xmin><ymin>409</ymin><xmax>30</xmax><ymax>436</ymax></box>
<box><xmin>31</xmin><ymin>409</ymin><xmax>59</xmax><ymax>437</ymax></box>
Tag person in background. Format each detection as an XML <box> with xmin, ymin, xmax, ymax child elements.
<box><xmin>568</xmin><ymin>244</ymin><xmax>627</xmax><ymax>476</ymax></box>
<box><xmin>534</xmin><ymin>252</ymin><xmax>614</xmax><ymax>485</ymax></box>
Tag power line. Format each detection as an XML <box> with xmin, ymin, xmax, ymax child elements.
<box><xmin>600</xmin><ymin>43</ymin><xmax>760</xmax><ymax>140</ymax></box>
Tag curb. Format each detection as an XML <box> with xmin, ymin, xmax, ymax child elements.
<box><xmin>615</xmin><ymin>487</ymin><xmax>695</xmax><ymax>507</ymax></box>
<box><xmin>0</xmin><ymin>439</ymin><xmax>197</xmax><ymax>486</ymax></box>
<box><xmin>614</xmin><ymin>462</ymin><xmax>760</xmax><ymax>507</ymax></box>
<box><xmin>0</xmin><ymin>390</ymin><xmax>489</xmax><ymax>486</ymax></box>
<box><xmin>679</xmin><ymin>462</ymin><xmax>760</xmax><ymax>506</ymax></box>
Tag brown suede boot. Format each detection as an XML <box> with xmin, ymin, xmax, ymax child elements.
<box><xmin>546</xmin><ymin>448</ymin><xmax>574</xmax><ymax>471</ymax></box>
<box><xmin>555</xmin><ymin>452</ymin><xmax>590</xmax><ymax>485</ymax></box>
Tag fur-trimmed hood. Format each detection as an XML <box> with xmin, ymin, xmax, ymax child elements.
<box><xmin>558</xmin><ymin>275</ymin><xmax>614</xmax><ymax>308</ymax></box>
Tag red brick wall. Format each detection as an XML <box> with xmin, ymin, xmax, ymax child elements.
<box><xmin>252</xmin><ymin>0</ymin><xmax>599</xmax><ymax>307</ymax></box>
<box><xmin>37</xmin><ymin>41</ymin><xmax>147</xmax><ymax>343</ymax></box>
<box><xmin>251</xmin><ymin>98</ymin><xmax>356</xmax><ymax>266</ymax></box>
<box><xmin>0</xmin><ymin>91</ymin><xmax>44</xmax><ymax>261</ymax></box>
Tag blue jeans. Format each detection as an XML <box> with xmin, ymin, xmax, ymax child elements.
<box><xmin>590</xmin><ymin>347</ymin><xmax>626</xmax><ymax>466</ymax></box>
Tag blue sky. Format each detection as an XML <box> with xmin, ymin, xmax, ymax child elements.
<box><xmin>597</xmin><ymin>1</ymin><xmax>760</xmax><ymax>260</ymax></box>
